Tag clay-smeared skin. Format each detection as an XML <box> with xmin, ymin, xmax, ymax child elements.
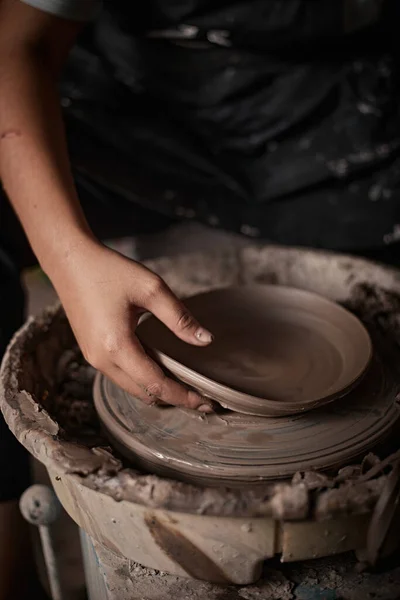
<box><xmin>0</xmin><ymin>129</ymin><xmax>21</xmax><ymax>139</ymax></box>
<box><xmin>137</xmin><ymin>285</ymin><xmax>372</xmax><ymax>416</ymax></box>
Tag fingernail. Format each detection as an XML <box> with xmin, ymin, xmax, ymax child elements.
<box><xmin>198</xmin><ymin>403</ymin><xmax>214</xmax><ymax>413</ymax></box>
<box><xmin>195</xmin><ymin>328</ymin><xmax>213</xmax><ymax>344</ymax></box>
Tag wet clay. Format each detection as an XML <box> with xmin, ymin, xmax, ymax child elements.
<box><xmin>2</xmin><ymin>246</ymin><xmax>400</xmax><ymax>520</ymax></box>
<box><xmin>137</xmin><ymin>285</ymin><xmax>372</xmax><ymax>416</ymax></box>
<box><xmin>94</xmin><ymin>347</ymin><xmax>399</xmax><ymax>486</ymax></box>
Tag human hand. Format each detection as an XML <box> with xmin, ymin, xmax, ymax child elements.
<box><xmin>50</xmin><ymin>239</ymin><xmax>214</xmax><ymax>412</ymax></box>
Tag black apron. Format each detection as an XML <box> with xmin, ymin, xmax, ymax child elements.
<box><xmin>61</xmin><ymin>0</ymin><xmax>400</xmax><ymax>251</ymax></box>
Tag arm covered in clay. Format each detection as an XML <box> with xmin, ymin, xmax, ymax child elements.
<box><xmin>0</xmin><ymin>0</ymin><xmax>213</xmax><ymax>412</ymax></box>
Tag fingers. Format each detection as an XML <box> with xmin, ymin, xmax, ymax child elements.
<box><xmin>107</xmin><ymin>336</ymin><xmax>214</xmax><ymax>412</ymax></box>
<box><xmin>142</xmin><ymin>276</ymin><xmax>214</xmax><ymax>347</ymax></box>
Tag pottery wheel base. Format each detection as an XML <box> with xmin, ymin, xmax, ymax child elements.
<box><xmin>94</xmin><ymin>349</ymin><xmax>400</xmax><ymax>487</ymax></box>
<box><xmin>4</xmin><ymin>245</ymin><xmax>400</xmax><ymax>589</ymax></box>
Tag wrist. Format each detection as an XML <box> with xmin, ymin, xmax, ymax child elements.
<box><xmin>39</xmin><ymin>227</ymin><xmax>99</xmax><ymax>281</ymax></box>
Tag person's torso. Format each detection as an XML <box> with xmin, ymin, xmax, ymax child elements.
<box><xmin>62</xmin><ymin>0</ymin><xmax>400</xmax><ymax>250</ymax></box>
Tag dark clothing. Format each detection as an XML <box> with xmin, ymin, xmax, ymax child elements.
<box><xmin>0</xmin><ymin>248</ymin><xmax>28</xmax><ymax>501</ymax></box>
<box><xmin>57</xmin><ymin>0</ymin><xmax>400</xmax><ymax>250</ymax></box>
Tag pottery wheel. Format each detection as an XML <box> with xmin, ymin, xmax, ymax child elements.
<box><xmin>94</xmin><ymin>353</ymin><xmax>400</xmax><ymax>486</ymax></box>
<box><xmin>137</xmin><ymin>286</ymin><xmax>372</xmax><ymax>416</ymax></box>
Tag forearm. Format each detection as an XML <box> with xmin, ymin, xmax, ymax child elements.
<box><xmin>0</xmin><ymin>45</ymin><xmax>95</xmax><ymax>277</ymax></box>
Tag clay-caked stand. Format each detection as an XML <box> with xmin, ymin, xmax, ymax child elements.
<box><xmin>2</xmin><ymin>246</ymin><xmax>400</xmax><ymax>599</ymax></box>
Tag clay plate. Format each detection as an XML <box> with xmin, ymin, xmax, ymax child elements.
<box><xmin>137</xmin><ymin>286</ymin><xmax>372</xmax><ymax>416</ymax></box>
<box><xmin>93</xmin><ymin>355</ymin><xmax>400</xmax><ymax>486</ymax></box>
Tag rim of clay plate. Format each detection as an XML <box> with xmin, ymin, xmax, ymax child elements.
<box><xmin>140</xmin><ymin>285</ymin><xmax>373</xmax><ymax>417</ymax></box>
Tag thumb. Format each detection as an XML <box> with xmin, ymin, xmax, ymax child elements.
<box><xmin>143</xmin><ymin>279</ymin><xmax>213</xmax><ymax>346</ymax></box>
